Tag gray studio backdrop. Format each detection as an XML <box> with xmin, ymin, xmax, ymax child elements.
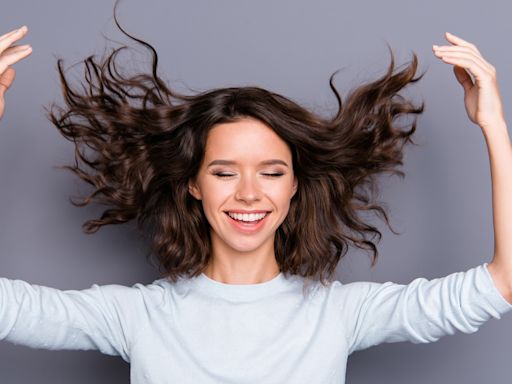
<box><xmin>1</xmin><ymin>0</ymin><xmax>511</xmax><ymax>383</ymax></box>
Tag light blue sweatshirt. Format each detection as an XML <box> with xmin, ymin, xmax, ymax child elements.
<box><xmin>1</xmin><ymin>262</ymin><xmax>511</xmax><ymax>383</ymax></box>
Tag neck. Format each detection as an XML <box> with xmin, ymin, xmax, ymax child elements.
<box><xmin>205</xmin><ymin>235</ymin><xmax>280</xmax><ymax>284</ymax></box>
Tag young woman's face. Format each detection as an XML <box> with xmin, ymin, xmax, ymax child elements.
<box><xmin>188</xmin><ymin>117</ymin><xmax>298</xmax><ymax>256</ymax></box>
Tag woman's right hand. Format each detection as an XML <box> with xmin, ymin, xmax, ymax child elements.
<box><xmin>0</xmin><ymin>26</ymin><xmax>32</xmax><ymax>120</ymax></box>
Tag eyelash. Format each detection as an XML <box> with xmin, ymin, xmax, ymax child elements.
<box><xmin>213</xmin><ymin>173</ymin><xmax>284</xmax><ymax>178</ymax></box>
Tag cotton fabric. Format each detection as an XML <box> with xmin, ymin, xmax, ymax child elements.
<box><xmin>1</xmin><ymin>262</ymin><xmax>511</xmax><ymax>383</ymax></box>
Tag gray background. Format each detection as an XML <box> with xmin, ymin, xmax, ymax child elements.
<box><xmin>1</xmin><ymin>0</ymin><xmax>511</xmax><ymax>382</ymax></box>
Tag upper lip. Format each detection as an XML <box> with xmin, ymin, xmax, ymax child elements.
<box><xmin>225</xmin><ymin>210</ymin><xmax>270</xmax><ymax>214</ymax></box>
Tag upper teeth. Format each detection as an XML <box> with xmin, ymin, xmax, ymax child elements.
<box><xmin>228</xmin><ymin>212</ymin><xmax>267</xmax><ymax>222</ymax></box>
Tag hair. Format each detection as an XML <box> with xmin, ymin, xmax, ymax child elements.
<box><xmin>47</xmin><ymin>9</ymin><xmax>424</xmax><ymax>288</ymax></box>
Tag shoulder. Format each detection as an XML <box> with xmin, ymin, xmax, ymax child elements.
<box><xmin>324</xmin><ymin>278</ymin><xmax>383</xmax><ymax>301</ymax></box>
<box><xmin>297</xmin><ymin>276</ymin><xmax>385</xmax><ymax>311</ymax></box>
<box><xmin>81</xmin><ymin>277</ymin><xmax>174</xmax><ymax>311</ymax></box>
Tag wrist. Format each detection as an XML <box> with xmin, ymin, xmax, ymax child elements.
<box><xmin>481</xmin><ymin>120</ymin><xmax>509</xmax><ymax>143</ymax></box>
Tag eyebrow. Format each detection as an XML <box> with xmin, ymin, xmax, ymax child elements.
<box><xmin>207</xmin><ymin>159</ymin><xmax>289</xmax><ymax>167</ymax></box>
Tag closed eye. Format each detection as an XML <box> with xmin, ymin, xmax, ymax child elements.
<box><xmin>213</xmin><ymin>172</ymin><xmax>284</xmax><ymax>178</ymax></box>
<box><xmin>213</xmin><ymin>173</ymin><xmax>235</xmax><ymax>178</ymax></box>
<box><xmin>262</xmin><ymin>173</ymin><xmax>284</xmax><ymax>177</ymax></box>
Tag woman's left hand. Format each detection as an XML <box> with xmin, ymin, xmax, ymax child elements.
<box><xmin>435</xmin><ymin>34</ymin><xmax>512</xmax><ymax>305</ymax></box>
<box><xmin>433</xmin><ymin>32</ymin><xmax>505</xmax><ymax>132</ymax></box>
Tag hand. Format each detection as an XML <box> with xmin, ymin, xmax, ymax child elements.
<box><xmin>0</xmin><ymin>25</ymin><xmax>32</xmax><ymax>120</ymax></box>
<box><xmin>432</xmin><ymin>32</ymin><xmax>505</xmax><ymax>132</ymax></box>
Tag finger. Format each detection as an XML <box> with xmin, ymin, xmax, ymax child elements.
<box><xmin>437</xmin><ymin>55</ymin><xmax>492</xmax><ymax>83</ymax></box>
<box><xmin>453</xmin><ymin>66</ymin><xmax>473</xmax><ymax>93</ymax></box>
<box><xmin>433</xmin><ymin>45</ymin><xmax>488</xmax><ymax>63</ymax></box>
<box><xmin>0</xmin><ymin>45</ymin><xmax>32</xmax><ymax>74</ymax></box>
<box><xmin>0</xmin><ymin>67</ymin><xmax>15</xmax><ymax>96</ymax></box>
<box><xmin>433</xmin><ymin>46</ymin><xmax>494</xmax><ymax>72</ymax></box>
<box><xmin>1</xmin><ymin>44</ymin><xmax>32</xmax><ymax>56</ymax></box>
<box><xmin>0</xmin><ymin>26</ymin><xmax>28</xmax><ymax>54</ymax></box>
<box><xmin>433</xmin><ymin>49</ymin><xmax>491</xmax><ymax>74</ymax></box>
<box><xmin>435</xmin><ymin>51</ymin><xmax>493</xmax><ymax>79</ymax></box>
<box><xmin>0</xmin><ymin>26</ymin><xmax>26</xmax><ymax>41</ymax></box>
<box><xmin>444</xmin><ymin>32</ymin><xmax>481</xmax><ymax>55</ymax></box>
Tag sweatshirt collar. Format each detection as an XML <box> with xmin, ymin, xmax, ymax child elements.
<box><xmin>194</xmin><ymin>270</ymin><xmax>289</xmax><ymax>301</ymax></box>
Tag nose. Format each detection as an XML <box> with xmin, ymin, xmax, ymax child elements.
<box><xmin>235</xmin><ymin>174</ymin><xmax>262</xmax><ymax>203</ymax></box>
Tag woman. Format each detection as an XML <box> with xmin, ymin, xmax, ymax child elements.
<box><xmin>0</xmin><ymin>18</ymin><xmax>511</xmax><ymax>383</ymax></box>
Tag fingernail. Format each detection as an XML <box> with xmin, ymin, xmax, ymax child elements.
<box><xmin>17</xmin><ymin>25</ymin><xmax>27</xmax><ymax>33</ymax></box>
<box><xmin>433</xmin><ymin>45</ymin><xmax>439</xmax><ymax>49</ymax></box>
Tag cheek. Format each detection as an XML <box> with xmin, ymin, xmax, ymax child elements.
<box><xmin>200</xmin><ymin>182</ymin><xmax>231</xmax><ymax>212</ymax></box>
<box><xmin>267</xmin><ymin>182</ymin><xmax>296</xmax><ymax>204</ymax></box>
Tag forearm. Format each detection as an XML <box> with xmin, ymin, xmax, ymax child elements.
<box><xmin>482</xmin><ymin>122</ymin><xmax>512</xmax><ymax>303</ymax></box>
<box><xmin>0</xmin><ymin>277</ymin><xmax>130</xmax><ymax>359</ymax></box>
<box><xmin>348</xmin><ymin>264</ymin><xmax>512</xmax><ymax>353</ymax></box>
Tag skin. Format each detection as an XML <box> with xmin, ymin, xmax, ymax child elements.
<box><xmin>1</xmin><ymin>27</ymin><xmax>510</xmax><ymax>298</ymax></box>
<box><xmin>0</xmin><ymin>26</ymin><xmax>32</xmax><ymax>119</ymax></box>
<box><xmin>431</xmin><ymin>33</ymin><xmax>512</xmax><ymax>303</ymax></box>
<box><xmin>188</xmin><ymin>118</ymin><xmax>298</xmax><ymax>284</ymax></box>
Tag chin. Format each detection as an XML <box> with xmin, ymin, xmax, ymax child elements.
<box><xmin>226</xmin><ymin>237</ymin><xmax>270</xmax><ymax>253</ymax></box>
<box><xmin>229</xmin><ymin>242</ymin><xmax>264</xmax><ymax>253</ymax></box>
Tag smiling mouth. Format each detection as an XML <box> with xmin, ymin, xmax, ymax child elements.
<box><xmin>224</xmin><ymin>211</ymin><xmax>270</xmax><ymax>223</ymax></box>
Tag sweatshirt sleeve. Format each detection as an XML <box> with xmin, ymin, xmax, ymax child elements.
<box><xmin>0</xmin><ymin>277</ymin><xmax>149</xmax><ymax>362</ymax></box>
<box><xmin>345</xmin><ymin>263</ymin><xmax>512</xmax><ymax>354</ymax></box>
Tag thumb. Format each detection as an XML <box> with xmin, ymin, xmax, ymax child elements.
<box><xmin>0</xmin><ymin>67</ymin><xmax>16</xmax><ymax>98</ymax></box>
<box><xmin>453</xmin><ymin>65</ymin><xmax>473</xmax><ymax>93</ymax></box>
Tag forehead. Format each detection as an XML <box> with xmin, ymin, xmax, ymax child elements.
<box><xmin>204</xmin><ymin>118</ymin><xmax>292</xmax><ymax>161</ymax></box>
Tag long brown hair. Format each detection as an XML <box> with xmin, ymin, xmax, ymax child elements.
<box><xmin>48</xmin><ymin>9</ymin><xmax>424</xmax><ymax>286</ymax></box>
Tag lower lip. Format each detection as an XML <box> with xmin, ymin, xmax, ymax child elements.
<box><xmin>225</xmin><ymin>213</ymin><xmax>270</xmax><ymax>234</ymax></box>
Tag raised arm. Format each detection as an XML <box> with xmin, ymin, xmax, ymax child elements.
<box><xmin>344</xmin><ymin>34</ymin><xmax>512</xmax><ymax>354</ymax></box>
<box><xmin>432</xmin><ymin>33</ymin><xmax>512</xmax><ymax>303</ymax></box>
<box><xmin>344</xmin><ymin>263</ymin><xmax>512</xmax><ymax>354</ymax></box>
<box><xmin>0</xmin><ymin>26</ymin><xmax>32</xmax><ymax>120</ymax></box>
